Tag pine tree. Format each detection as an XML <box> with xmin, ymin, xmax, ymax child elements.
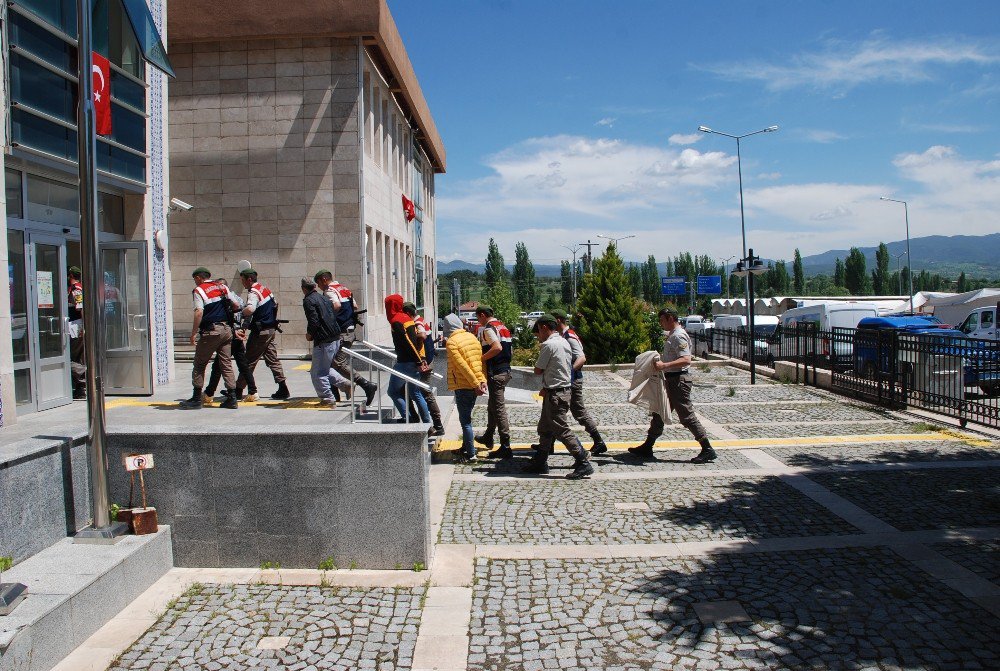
<box><xmin>834</xmin><ymin>257</ymin><xmax>846</xmax><ymax>287</ymax></box>
<box><xmin>511</xmin><ymin>242</ymin><xmax>537</xmax><ymax>309</ymax></box>
<box><xmin>872</xmin><ymin>243</ymin><xmax>890</xmax><ymax>294</ymax></box>
<box><xmin>575</xmin><ymin>243</ymin><xmax>649</xmax><ymax>364</ymax></box>
<box><xmin>793</xmin><ymin>249</ymin><xmax>805</xmax><ymax>294</ymax></box>
<box><xmin>560</xmin><ymin>261</ymin><xmax>574</xmax><ymax>305</ymax></box>
<box><xmin>844</xmin><ymin>247</ymin><xmax>870</xmax><ymax>295</ymax></box>
<box><xmin>484</xmin><ymin>239</ymin><xmax>507</xmax><ymax>286</ymax></box>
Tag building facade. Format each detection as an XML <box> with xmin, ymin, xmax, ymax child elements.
<box><xmin>0</xmin><ymin>0</ymin><xmax>173</xmax><ymax>426</ymax></box>
<box><xmin>166</xmin><ymin>0</ymin><xmax>444</xmax><ymax>348</ymax></box>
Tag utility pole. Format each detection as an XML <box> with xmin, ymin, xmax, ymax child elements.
<box><xmin>561</xmin><ymin>244</ymin><xmax>583</xmax><ymax>312</ymax></box>
<box><xmin>579</xmin><ymin>239</ymin><xmax>600</xmax><ymax>275</ymax></box>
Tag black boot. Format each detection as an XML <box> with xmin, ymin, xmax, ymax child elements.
<box><xmin>566</xmin><ymin>459</ymin><xmax>595</xmax><ymax>480</ymax></box>
<box><xmin>627</xmin><ymin>436</ymin><xmax>656</xmax><ymax>459</ymax></box>
<box><xmin>488</xmin><ymin>446</ymin><xmax>513</xmax><ymax>460</ymax></box>
<box><xmin>361</xmin><ymin>380</ymin><xmax>378</xmax><ymax>406</ymax></box>
<box><xmin>474</xmin><ymin>434</ymin><xmax>494</xmax><ymax>450</ymax></box>
<box><xmin>332</xmin><ymin>387</ymin><xmax>342</xmax><ymax>402</ymax></box>
<box><xmin>271</xmin><ymin>382</ymin><xmax>290</xmax><ymax>400</ymax></box>
<box><xmin>522</xmin><ymin>455</ymin><xmax>549</xmax><ymax>475</ymax></box>
<box><xmin>589</xmin><ymin>433</ymin><xmax>608</xmax><ymax>456</ymax></box>
<box><xmin>690</xmin><ymin>438</ymin><xmax>717</xmax><ymax>464</ymax></box>
<box><xmin>179</xmin><ymin>387</ymin><xmax>203</xmax><ymax>409</ymax></box>
<box><xmin>219</xmin><ymin>390</ymin><xmax>239</xmax><ymax>410</ymax></box>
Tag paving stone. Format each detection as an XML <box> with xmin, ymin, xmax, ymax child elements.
<box><xmin>700</xmin><ymin>402</ymin><xmax>892</xmax><ymax>424</ymax></box>
<box><xmin>727</xmin><ymin>421</ymin><xmax>915</xmax><ymax>439</ymax></box>
<box><xmin>929</xmin><ymin>541</ymin><xmax>1000</xmax><ymax>585</ymax></box>
<box><xmin>504</xmin><ymin>425</ymin><xmax>712</xmax><ymax>445</ymax></box>
<box><xmin>468</xmin><ymin>551</ymin><xmax>1000</xmax><ymax>671</ymax></box>
<box><xmin>810</xmin><ymin>467</ymin><xmax>1000</xmax><ymax>531</ymax></box>
<box><xmin>439</xmin><ymin>476</ymin><xmax>860</xmax><ymax>545</ymax></box>
<box><xmin>765</xmin><ymin>441</ymin><xmax>999</xmax><ymax>468</ymax></box>
<box><xmin>106</xmin><ymin>584</ymin><xmax>424</xmax><ymax>671</ymax></box>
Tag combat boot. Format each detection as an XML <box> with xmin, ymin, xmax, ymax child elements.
<box><xmin>179</xmin><ymin>387</ymin><xmax>203</xmax><ymax>409</ymax></box>
<box><xmin>488</xmin><ymin>446</ymin><xmax>513</xmax><ymax>460</ymax></box>
<box><xmin>474</xmin><ymin>434</ymin><xmax>494</xmax><ymax>450</ymax></box>
<box><xmin>361</xmin><ymin>380</ymin><xmax>379</xmax><ymax>406</ymax></box>
<box><xmin>690</xmin><ymin>438</ymin><xmax>717</xmax><ymax>464</ymax></box>
<box><xmin>566</xmin><ymin>460</ymin><xmax>595</xmax><ymax>480</ymax></box>
<box><xmin>627</xmin><ymin>436</ymin><xmax>656</xmax><ymax>459</ymax></box>
<box><xmin>589</xmin><ymin>433</ymin><xmax>609</xmax><ymax>456</ymax></box>
<box><xmin>271</xmin><ymin>382</ymin><xmax>290</xmax><ymax>400</ymax></box>
<box><xmin>219</xmin><ymin>390</ymin><xmax>239</xmax><ymax>410</ymax></box>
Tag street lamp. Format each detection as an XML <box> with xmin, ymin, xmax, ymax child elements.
<box><xmin>731</xmin><ymin>249</ymin><xmax>768</xmax><ymax>384</ymax></box>
<box><xmin>893</xmin><ymin>251</ymin><xmax>906</xmax><ymax>297</ymax></box>
<box><xmin>597</xmin><ymin>234</ymin><xmax>636</xmax><ymax>246</ymax></box>
<box><xmin>879</xmin><ymin>197</ymin><xmax>914</xmax><ymax>314</ymax></box>
<box><xmin>699</xmin><ymin>124</ymin><xmax>779</xmax><ymax>336</ymax></box>
<box><xmin>720</xmin><ymin>256</ymin><xmax>735</xmax><ymax>299</ymax></box>
<box><xmin>562</xmin><ymin>244</ymin><xmax>583</xmax><ymax>311</ymax></box>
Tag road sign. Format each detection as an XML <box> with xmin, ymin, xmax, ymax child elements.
<box><xmin>124</xmin><ymin>454</ymin><xmax>155</xmax><ymax>472</ymax></box>
<box><xmin>661</xmin><ymin>276</ymin><xmax>687</xmax><ymax>295</ymax></box>
<box><xmin>697</xmin><ymin>275</ymin><xmax>723</xmax><ymax>295</ymax></box>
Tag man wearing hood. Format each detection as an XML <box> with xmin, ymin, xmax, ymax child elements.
<box><xmin>385</xmin><ymin>294</ymin><xmax>431</xmax><ymax>424</ymax></box>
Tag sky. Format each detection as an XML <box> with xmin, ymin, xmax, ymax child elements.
<box><xmin>389</xmin><ymin>0</ymin><xmax>1000</xmax><ymax>267</ymax></box>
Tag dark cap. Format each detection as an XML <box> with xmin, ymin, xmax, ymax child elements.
<box><xmin>475</xmin><ymin>305</ymin><xmax>493</xmax><ymax>316</ymax></box>
<box><xmin>550</xmin><ymin>309</ymin><xmax>568</xmax><ymax>321</ymax></box>
<box><xmin>239</xmin><ymin>268</ymin><xmax>257</xmax><ymax>278</ymax></box>
<box><xmin>536</xmin><ymin>313</ymin><xmax>558</xmax><ymax>328</ymax></box>
<box><xmin>68</xmin><ymin>266</ymin><xmax>82</xmax><ymax>276</ymax></box>
<box><xmin>658</xmin><ymin>307</ymin><xmax>679</xmax><ymax>319</ymax></box>
<box><xmin>192</xmin><ymin>267</ymin><xmax>211</xmax><ymax>278</ymax></box>
<box><xmin>313</xmin><ymin>268</ymin><xmax>332</xmax><ymax>281</ymax></box>
<box><xmin>402</xmin><ymin>301</ymin><xmax>417</xmax><ymax>312</ymax></box>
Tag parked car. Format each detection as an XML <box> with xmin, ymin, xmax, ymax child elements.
<box><xmin>956</xmin><ymin>304</ymin><xmax>998</xmax><ymax>342</ymax></box>
<box><xmin>780</xmin><ymin>302</ymin><xmax>879</xmax><ymax>361</ymax></box>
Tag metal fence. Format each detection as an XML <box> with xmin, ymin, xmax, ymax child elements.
<box><xmin>691</xmin><ymin>324</ymin><xmax>999</xmax><ymax>428</ymax></box>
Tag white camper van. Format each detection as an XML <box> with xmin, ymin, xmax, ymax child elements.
<box><xmin>780</xmin><ymin>302</ymin><xmax>879</xmax><ymax>360</ymax></box>
<box><xmin>956</xmin><ymin>304</ymin><xmax>998</xmax><ymax>342</ymax></box>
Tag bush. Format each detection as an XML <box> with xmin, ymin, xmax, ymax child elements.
<box><xmin>512</xmin><ymin>343</ymin><xmax>539</xmax><ymax>367</ymax></box>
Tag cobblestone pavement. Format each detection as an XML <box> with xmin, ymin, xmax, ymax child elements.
<box><xmin>505</xmin><ymin>425</ymin><xmax>715</xmax><ymax>445</ymax></box>
<box><xmin>764</xmin><ymin>440</ymin><xmax>999</xmax><ymax>467</ymax></box>
<box><xmin>468</xmin><ymin>550</ymin><xmax>1000</xmax><ymax>671</ymax></box>
<box><xmin>699</xmin><ymin>401</ymin><xmax>892</xmax><ymax>424</ymax></box>
<box><xmin>809</xmin><ymin>467</ymin><xmax>1000</xmax><ymax>531</ymax></box>
<box><xmin>930</xmin><ymin>541</ymin><xmax>1000</xmax><ymax>585</ymax></box>
<box><xmin>475</xmin><ymin>404</ymin><xmax>655</xmax><ymax>428</ymax></box>
<box><xmin>690</xmin><ymin>384</ymin><xmax>826</xmax><ymax>403</ymax></box>
<box><xmin>108</xmin><ymin>584</ymin><xmax>423</xmax><ymax>671</ymax></box>
<box><xmin>726</xmin><ymin>421</ymin><xmax>915</xmax><ymax>438</ymax></box>
<box><xmin>453</xmin><ymin>449</ymin><xmax>760</xmax><ymax>475</ymax></box>
<box><xmin>440</xmin><ymin>477</ymin><xmax>860</xmax><ymax>545</ymax></box>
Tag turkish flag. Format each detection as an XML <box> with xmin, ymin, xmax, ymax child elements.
<box><xmin>401</xmin><ymin>194</ymin><xmax>416</xmax><ymax>222</ymax></box>
<box><xmin>92</xmin><ymin>52</ymin><xmax>112</xmax><ymax>136</ymax></box>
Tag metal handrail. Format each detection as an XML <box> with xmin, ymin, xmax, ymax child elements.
<box><xmin>360</xmin><ymin>339</ymin><xmax>444</xmax><ymax>379</ymax></box>
<box><xmin>341</xmin><ymin>346</ymin><xmax>431</xmax><ymax>391</ymax></box>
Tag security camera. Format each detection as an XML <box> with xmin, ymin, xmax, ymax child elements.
<box><xmin>169</xmin><ymin>197</ymin><xmax>194</xmax><ymax>211</ymax></box>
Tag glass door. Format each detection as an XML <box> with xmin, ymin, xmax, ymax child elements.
<box><xmin>101</xmin><ymin>241</ymin><xmax>152</xmax><ymax>394</ymax></box>
<box><xmin>27</xmin><ymin>233</ymin><xmax>72</xmax><ymax>410</ymax></box>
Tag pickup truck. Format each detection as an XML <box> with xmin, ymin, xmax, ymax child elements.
<box><xmin>853</xmin><ymin>317</ymin><xmax>999</xmax><ymax>395</ymax></box>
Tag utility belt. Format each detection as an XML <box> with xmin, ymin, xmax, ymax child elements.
<box><xmin>199</xmin><ymin>322</ymin><xmax>232</xmax><ymax>334</ymax></box>
<box><xmin>545</xmin><ymin>386</ymin><xmax>570</xmax><ymax>393</ymax></box>
<box><xmin>664</xmin><ymin>369</ymin><xmax>689</xmax><ymax>378</ymax></box>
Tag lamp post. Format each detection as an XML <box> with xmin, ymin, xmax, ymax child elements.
<box><xmin>597</xmin><ymin>234</ymin><xmax>636</xmax><ymax>246</ymax></box>
<box><xmin>699</xmin><ymin>124</ymin><xmax>779</xmax><ymax>333</ymax></box>
<box><xmin>720</xmin><ymin>255</ymin><xmax>735</xmax><ymax>299</ymax></box>
<box><xmin>731</xmin><ymin>249</ymin><xmax>768</xmax><ymax>384</ymax></box>
<box><xmin>879</xmin><ymin>196</ymin><xmax>914</xmax><ymax>313</ymax></box>
<box><xmin>579</xmin><ymin>239</ymin><xmax>601</xmax><ymax>275</ymax></box>
<box><xmin>562</xmin><ymin>244</ymin><xmax>583</xmax><ymax>312</ymax></box>
<box><xmin>893</xmin><ymin>251</ymin><xmax>906</xmax><ymax>298</ymax></box>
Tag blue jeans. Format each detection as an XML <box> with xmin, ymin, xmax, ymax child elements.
<box><xmin>454</xmin><ymin>388</ymin><xmax>477</xmax><ymax>457</ymax></box>
<box><xmin>311</xmin><ymin>341</ymin><xmax>349</xmax><ymax>400</ymax></box>
<box><xmin>387</xmin><ymin>361</ymin><xmax>431</xmax><ymax>423</ymax></box>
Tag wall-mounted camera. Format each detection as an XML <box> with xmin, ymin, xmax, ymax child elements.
<box><xmin>169</xmin><ymin>198</ymin><xmax>194</xmax><ymax>211</ymax></box>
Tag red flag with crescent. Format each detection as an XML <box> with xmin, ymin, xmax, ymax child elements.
<box><xmin>92</xmin><ymin>52</ymin><xmax>112</xmax><ymax>136</ymax></box>
<box><xmin>401</xmin><ymin>194</ymin><xmax>416</xmax><ymax>222</ymax></box>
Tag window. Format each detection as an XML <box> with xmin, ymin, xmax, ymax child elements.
<box><xmin>6</xmin><ymin>170</ymin><xmax>24</xmax><ymax>218</ymax></box>
<box><xmin>15</xmin><ymin>0</ymin><xmax>77</xmax><ymax>35</ymax></box>
<box><xmin>960</xmin><ymin>313</ymin><xmax>978</xmax><ymax>334</ymax></box>
<box><xmin>99</xmin><ymin>191</ymin><xmax>125</xmax><ymax>234</ymax></box>
<box><xmin>362</xmin><ymin>71</ymin><xmax>372</xmax><ymax>157</ymax></box>
<box><xmin>373</xmin><ymin>84</ymin><xmax>382</xmax><ymax>168</ymax></box>
<box><xmin>26</xmin><ymin>173</ymin><xmax>78</xmax><ymax>226</ymax></box>
<box><xmin>982</xmin><ymin>310</ymin><xmax>995</xmax><ymax>330</ymax></box>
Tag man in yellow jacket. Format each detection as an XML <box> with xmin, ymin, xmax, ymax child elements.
<box><xmin>444</xmin><ymin>313</ymin><xmax>487</xmax><ymax>462</ymax></box>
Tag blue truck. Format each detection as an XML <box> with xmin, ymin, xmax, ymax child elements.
<box><xmin>853</xmin><ymin>316</ymin><xmax>1000</xmax><ymax>395</ymax></box>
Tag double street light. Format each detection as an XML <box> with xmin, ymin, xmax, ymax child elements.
<box><xmin>699</xmin><ymin>124</ymin><xmax>779</xmax><ymax>384</ymax></box>
<box><xmin>879</xmin><ymin>196</ymin><xmax>915</xmax><ymax>314</ymax></box>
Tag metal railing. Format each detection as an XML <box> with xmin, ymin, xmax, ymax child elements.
<box><xmin>341</xmin><ymin>344</ymin><xmax>435</xmax><ymax>425</ymax></box>
<box><xmin>690</xmin><ymin>323</ymin><xmax>999</xmax><ymax>428</ymax></box>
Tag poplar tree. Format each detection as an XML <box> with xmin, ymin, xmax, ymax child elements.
<box><xmin>793</xmin><ymin>249</ymin><xmax>805</xmax><ymax>294</ymax></box>
<box><xmin>872</xmin><ymin>243</ymin><xmax>890</xmax><ymax>294</ymax></box>
<box><xmin>641</xmin><ymin>255</ymin><xmax>660</xmax><ymax>303</ymax></box>
<box><xmin>484</xmin><ymin>239</ymin><xmax>507</xmax><ymax>286</ymax></box>
<box><xmin>844</xmin><ymin>247</ymin><xmax>870</xmax><ymax>295</ymax></box>
<box><xmin>560</xmin><ymin>261</ymin><xmax>574</xmax><ymax>305</ymax></box>
<box><xmin>834</xmin><ymin>258</ymin><xmax>846</xmax><ymax>288</ymax></box>
<box><xmin>575</xmin><ymin>243</ymin><xmax>649</xmax><ymax>364</ymax></box>
<box><xmin>511</xmin><ymin>242</ymin><xmax>537</xmax><ymax>309</ymax></box>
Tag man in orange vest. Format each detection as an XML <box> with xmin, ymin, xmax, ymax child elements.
<box><xmin>180</xmin><ymin>267</ymin><xmax>242</xmax><ymax>409</ymax></box>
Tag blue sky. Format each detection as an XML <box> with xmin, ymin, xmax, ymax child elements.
<box><xmin>390</xmin><ymin>1</ymin><xmax>1000</xmax><ymax>266</ymax></box>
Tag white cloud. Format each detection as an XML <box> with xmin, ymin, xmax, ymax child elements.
<box><xmin>699</xmin><ymin>36</ymin><xmax>999</xmax><ymax>91</ymax></box>
<box><xmin>595</xmin><ymin>117</ymin><xmax>616</xmax><ymax>127</ymax></box>
<box><xmin>798</xmin><ymin>129</ymin><xmax>847</xmax><ymax>143</ymax></box>
<box><xmin>668</xmin><ymin>133</ymin><xmax>703</xmax><ymax>146</ymax></box>
<box><xmin>901</xmin><ymin>120</ymin><xmax>989</xmax><ymax>134</ymax></box>
<box><xmin>757</xmin><ymin>172</ymin><xmax>782</xmax><ymax>181</ymax></box>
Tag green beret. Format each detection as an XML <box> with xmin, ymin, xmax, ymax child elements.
<box><xmin>550</xmin><ymin>309</ymin><xmax>568</xmax><ymax>321</ymax></box>
<box><xmin>239</xmin><ymin>268</ymin><xmax>257</xmax><ymax>278</ymax></box>
<box><xmin>68</xmin><ymin>266</ymin><xmax>82</xmax><ymax>276</ymax></box>
<box><xmin>313</xmin><ymin>268</ymin><xmax>332</xmax><ymax>281</ymax></box>
<box><xmin>192</xmin><ymin>267</ymin><xmax>211</xmax><ymax>277</ymax></box>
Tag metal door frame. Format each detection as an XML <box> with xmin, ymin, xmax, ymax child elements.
<box><xmin>101</xmin><ymin>240</ymin><xmax>153</xmax><ymax>395</ymax></box>
<box><xmin>25</xmin><ymin>231</ymin><xmax>72</xmax><ymax>411</ymax></box>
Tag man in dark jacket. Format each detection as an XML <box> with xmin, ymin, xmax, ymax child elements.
<box><xmin>301</xmin><ymin>277</ymin><xmax>349</xmax><ymax>406</ymax></box>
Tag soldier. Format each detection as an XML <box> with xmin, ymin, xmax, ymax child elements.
<box><xmin>180</xmin><ymin>268</ymin><xmax>242</xmax><ymax>409</ymax></box>
<box><xmin>474</xmin><ymin>306</ymin><xmax>513</xmax><ymax>459</ymax></box>
<box><xmin>234</xmin><ymin>269</ymin><xmax>289</xmax><ymax>401</ymax></box>
<box><xmin>314</xmin><ymin>270</ymin><xmax>378</xmax><ymax>407</ymax></box>
<box><xmin>629</xmin><ymin>307</ymin><xmax>717</xmax><ymax>463</ymax></box>
<box><xmin>524</xmin><ymin>315</ymin><xmax>594</xmax><ymax>479</ymax></box>
<box><xmin>203</xmin><ymin>278</ymin><xmax>256</xmax><ymax>403</ymax></box>
<box><xmin>67</xmin><ymin>266</ymin><xmax>86</xmax><ymax>399</ymax></box>
<box><xmin>552</xmin><ymin>309</ymin><xmax>608</xmax><ymax>455</ymax></box>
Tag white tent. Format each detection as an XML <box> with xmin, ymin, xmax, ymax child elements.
<box><xmin>924</xmin><ymin>289</ymin><xmax>1000</xmax><ymax>326</ymax></box>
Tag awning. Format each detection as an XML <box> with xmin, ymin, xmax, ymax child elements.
<box><xmin>120</xmin><ymin>0</ymin><xmax>175</xmax><ymax>77</ymax></box>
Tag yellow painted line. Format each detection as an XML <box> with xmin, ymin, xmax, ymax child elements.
<box><xmin>293</xmin><ymin>363</ymin><xmax>311</xmax><ymax>371</ymax></box>
<box><xmin>105</xmin><ymin>398</ymin><xmax>342</xmax><ymax>411</ymax></box>
<box><xmin>432</xmin><ymin>432</ymin><xmax>991</xmax><ymax>453</ymax></box>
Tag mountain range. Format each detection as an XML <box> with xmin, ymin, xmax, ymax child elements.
<box><xmin>439</xmin><ymin>233</ymin><xmax>1000</xmax><ymax>279</ymax></box>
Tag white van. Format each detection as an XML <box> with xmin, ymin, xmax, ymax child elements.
<box><xmin>711</xmin><ymin>315</ymin><xmax>746</xmax><ymax>358</ymax></box>
<box><xmin>780</xmin><ymin>302</ymin><xmax>879</xmax><ymax>360</ymax></box>
<box><xmin>686</xmin><ymin>320</ymin><xmax>713</xmax><ymax>357</ymax></box>
<box><xmin>956</xmin><ymin>304</ymin><xmax>998</xmax><ymax>342</ymax></box>
<box><xmin>711</xmin><ymin>315</ymin><xmax>779</xmax><ymax>362</ymax></box>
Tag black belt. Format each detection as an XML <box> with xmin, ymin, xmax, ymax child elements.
<box><xmin>546</xmin><ymin>386</ymin><xmax>570</xmax><ymax>392</ymax></box>
<box><xmin>664</xmin><ymin>370</ymin><xmax>688</xmax><ymax>377</ymax></box>
<box><xmin>200</xmin><ymin>322</ymin><xmax>231</xmax><ymax>333</ymax></box>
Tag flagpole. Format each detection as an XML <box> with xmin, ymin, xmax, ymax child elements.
<box><xmin>75</xmin><ymin>0</ymin><xmax>124</xmax><ymax>540</ymax></box>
